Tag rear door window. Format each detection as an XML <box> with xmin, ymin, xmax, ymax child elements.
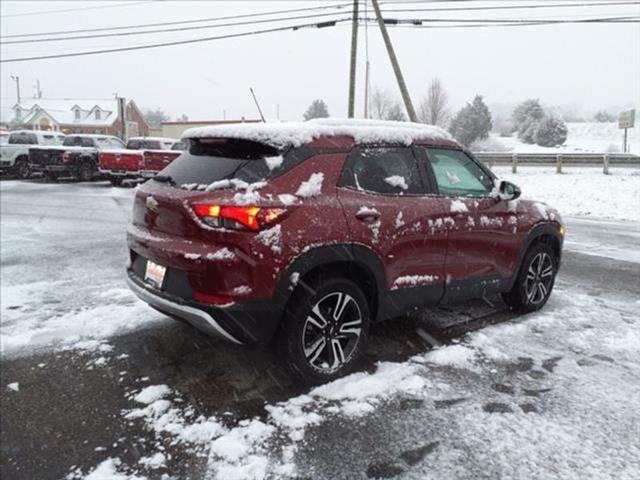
<box><xmin>424</xmin><ymin>148</ymin><xmax>493</xmax><ymax>196</ymax></box>
<box><xmin>81</xmin><ymin>137</ymin><xmax>96</xmax><ymax>147</ymax></box>
<box><xmin>159</xmin><ymin>138</ymin><xmax>308</xmax><ymax>187</ymax></box>
<box><xmin>339</xmin><ymin>147</ymin><xmax>426</xmax><ymax>195</ymax></box>
<box><xmin>8</xmin><ymin>132</ymin><xmax>37</xmax><ymax>145</ymax></box>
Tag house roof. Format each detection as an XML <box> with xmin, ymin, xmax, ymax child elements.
<box><xmin>7</xmin><ymin>98</ymin><xmax>146</xmax><ymax>128</ymax></box>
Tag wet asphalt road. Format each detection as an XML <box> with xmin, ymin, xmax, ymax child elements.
<box><xmin>1</xmin><ymin>179</ymin><xmax>638</xmax><ymax>480</ymax></box>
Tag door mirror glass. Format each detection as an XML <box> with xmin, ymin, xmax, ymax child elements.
<box><xmin>499</xmin><ymin>180</ymin><xmax>521</xmax><ymax>201</ymax></box>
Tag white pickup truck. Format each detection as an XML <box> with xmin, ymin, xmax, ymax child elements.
<box><xmin>0</xmin><ymin>130</ymin><xmax>66</xmax><ymax>179</ymax></box>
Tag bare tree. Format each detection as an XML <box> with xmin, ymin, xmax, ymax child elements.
<box><xmin>370</xmin><ymin>88</ymin><xmax>392</xmax><ymax>120</ymax></box>
<box><xmin>370</xmin><ymin>88</ymin><xmax>408</xmax><ymax>121</ymax></box>
<box><xmin>418</xmin><ymin>78</ymin><xmax>450</xmax><ymax>127</ymax></box>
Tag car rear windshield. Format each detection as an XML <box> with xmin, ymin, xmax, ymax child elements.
<box><xmin>158</xmin><ymin>138</ymin><xmax>308</xmax><ymax>187</ymax></box>
<box><xmin>127</xmin><ymin>139</ymin><xmax>163</xmax><ymax>150</ymax></box>
<box><xmin>63</xmin><ymin>136</ymin><xmax>95</xmax><ymax>147</ymax></box>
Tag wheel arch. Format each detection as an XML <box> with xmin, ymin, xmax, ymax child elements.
<box><xmin>275</xmin><ymin>244</ymin><xmax>386</xmax><ymax>322</ymax></box>
<box><xmin>507</xmin><ymin>222</ymin><xmax>563</xmax><ymax>290</ymax></box>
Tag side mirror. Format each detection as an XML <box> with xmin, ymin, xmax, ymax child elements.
<box><xmin>499</xmin><ymin>180</ymin><xmax>521</xmax><ymax>201</ymax></box>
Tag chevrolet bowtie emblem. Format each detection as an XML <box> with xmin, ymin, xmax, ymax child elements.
<box><xmin>146</xmin><ymin>196</ymin><xmax>159</xmax><ymax>212</ymax></box>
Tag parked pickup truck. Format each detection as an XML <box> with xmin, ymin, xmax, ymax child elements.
<box><xmin>30</xmin><ymin>134</ymin><xmax>124</xmax><ymax>182</ymax></box>
<box><xmin>0</xmin><ymin>130</ymin><xmax>66</xmax><ymax>179</ymax></box>
<box><xmin>99</xmin><ymin>137</ymin><xmax>184</xmax><ymax>186</ymax></box>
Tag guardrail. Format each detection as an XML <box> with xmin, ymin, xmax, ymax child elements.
<box><xmin>474</xmin><ymin>152</ymin><xmax>640</xmax><ymax>174</ymax></box>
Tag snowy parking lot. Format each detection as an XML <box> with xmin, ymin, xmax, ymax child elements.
<box><xmin>1</xmin><ymin>167</ymin><xmax>639</xmax><ymax>480</ymax></box>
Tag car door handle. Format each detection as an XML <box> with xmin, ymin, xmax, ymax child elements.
<box><xmin>355</xmin><ymin>211</ymin><xmax>380</xmax><ymax>222</ymax></box>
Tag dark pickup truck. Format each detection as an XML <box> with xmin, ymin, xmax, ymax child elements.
<box><xmin>30</xmin><ymin>134</ymin><xmax>125</xmax><ymax>181</ymax></box>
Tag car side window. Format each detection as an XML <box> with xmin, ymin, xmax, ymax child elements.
<box><xmin>340</xmin><ymin>147</ymin><xmax>425</xmax><ymax>195</ymax></box>
<box><xmin>81</xmin><ymin>137</ymin><xmax>95</xmax><ymax>147</ymax></box>
<box><xmin>425</xmin><ymin>148</ymin><xmax>493</xmax><ymax>196</ymax></box>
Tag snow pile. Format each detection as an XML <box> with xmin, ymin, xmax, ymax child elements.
<box><xmin>133</xmin><ymin>385</ymin><xmax>171</xmax><ymax>404</ymax></box>
<box><xmin>1</xmin><ymin>298</ymin><xmax>161</xmax><ymax>357</ymax></box>
<box><xmin>256</xmin><ymin>225</ymin><xmax>283</xmax><ymax>253</ymax></box>
<box><xmin>395</xmin><ymin>211</ymin><xmax>405</xmax><ymax>228</ymax></box>
<box><xmin>424</xmin><ymin>344</ymin><xmax>478</xmax><ymax>371</ymax></box>
<box><xmin>391</xmin><ymin>275</ymin><xmax>438</xmax><ymax>290</ymax></box>
<box><xmin>183</xmin><ymin>118</ymin><xmax>453</xmax><ymax>148</ymax></box>
<box><xmin>295</xmin><ymin>172</ymin><xmax>324</xmax><ymax>198</ymax></box>
<box><xmin>492</xmin><ymin>166</ymin><xmax>640</xmax><ymax>222</ymax></box>
<box><xmin>206</xmin><ymin>247</ymin><xmax>236</xmax><ymax>261</ymax></box>
<box><xmin>81</xmin><ymin>458</ymin><xmax>146</xmax><ymax>480</ymax></box>
<box><xmin>384</xmin><ymin>175</ymin><xmax>408</xmax><ymax>190</ymax></box>
<box><xmin>264</xmin><ymin>155</ymin><xmax>284</xmax><ymax>170</ymax></box>
<box><xmin>450</xmin><ymin>199</ymin><xmax>469</xmax><ymax>213</ymax></box>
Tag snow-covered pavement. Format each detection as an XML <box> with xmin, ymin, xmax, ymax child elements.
<box><xmin>1</xmin><ymin>175</ymin><xmax>639</xmax><ymax>480</ymax></box>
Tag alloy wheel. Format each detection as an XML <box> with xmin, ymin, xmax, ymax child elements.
<box><xmin>302</xmin><ymin>292</ymin><xmax>363</xmax><ymax>373</ymax></box>
<box><xmin>524</xmin><ymin>252</ymin><xmax>554</xmax><ymax>305</ymax></box>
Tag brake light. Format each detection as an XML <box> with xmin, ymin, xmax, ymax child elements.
<box><xmin>62</xmin><ymin>152</ymin><xmax>73</xmax><ymax>163</ymax></box>
<box><xmin>192</xmin><ymin>204</ymin><xmax>286</xmax><ymax>231</ymax></box>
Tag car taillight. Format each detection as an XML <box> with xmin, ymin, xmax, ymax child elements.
<box><xmin>192</xmin><ymin>204</ymin><xmax>286</xmax><ymax>231</ymax></box>
<box><xmin>62</xmin><ymin>152</ymin><xmax>72</xmax><ymax>163</ymax></box>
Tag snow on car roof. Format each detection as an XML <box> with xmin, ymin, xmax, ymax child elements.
<box><xmin>182</xmin><ymin>118</ymin><xmax>454</xmax><ymax>148</ymax></box>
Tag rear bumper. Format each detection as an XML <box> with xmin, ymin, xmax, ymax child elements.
<box><xmin>100</xmin><ymin>168</ymin><xmax>141</xmax><ymax>178</ymax></box>
<box><xmin>126</xmin><ymin>274</ymin><xmax>243</xmax><ymax>344</ymax></box>
<box><xmin>126</xmin><ymin>268</ymin><xmax>283</xmax><ymax>345</ymax></box>
<box><xmin>99</xmin><ymin>169</ymin><xmax>157</xmax><ymax>178</ymax></box>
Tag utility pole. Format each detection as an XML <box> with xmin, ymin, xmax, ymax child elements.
<box><xmin>117</xmin><ymin>96</ymin><xmax>126</xmax><ymax>140</ymax></box>
<box><xmin>363</xmin><ymin>0</ymin><xmax>371</xmax><ymax>118</ymax></box>
<box><xmin>10</xmin><ymin>75</ymin><xmax>21</xmax><ymax>104</ymax></box>
<box><xmin>370</xmin><ymin>0</ymin><xmax>417</xmax><ymax>122</ymax></box>
<box><xmin>347</xmin><ymin>0</ymin><xmax>359</xmax><ymax>118</ymax></box>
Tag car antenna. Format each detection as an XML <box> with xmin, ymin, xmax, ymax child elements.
<box><xmin>250</xmin><ymin>87</ymin><xmax>266</xmax><ymax>123</ymax></box>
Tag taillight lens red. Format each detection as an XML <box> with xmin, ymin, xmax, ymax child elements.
<box><xmin>192</xmin><ymin>204</ymin><xmax>286</xmax><ymax>231</ymax></box>
<box><xmin>62</xmin><ymin>152</ymin><xmax>72</xmax><ymax>163</ymax></box>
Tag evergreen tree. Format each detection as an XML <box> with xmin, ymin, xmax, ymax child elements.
<box><xmin>303</xmin><ymin>99</ymin><xmax>330</xmax><ymax>121</ymax></box>
<box><xmin>535</xmin><ymin>116</ymin><xmax>568</xmax><ymax>147</ymax></box>
<box><xmin>513</xmin><ymin>99</ymin><xmax>545</xmax><ymax>144</ymax></box>
<box><xmin>449</xmin><ymin>95</ymin><xmax>493</xmax><ymax>147</ymax></box>
<box><xmin>594</xmin><ymin>110</ymin><xmax>615</xmax><ymax>122</ymax></box>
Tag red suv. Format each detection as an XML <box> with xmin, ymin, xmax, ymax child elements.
<box><xmin>126</xmin><ymin>119</ymin><xmax>564</xmax><ymax>384</ymax></box>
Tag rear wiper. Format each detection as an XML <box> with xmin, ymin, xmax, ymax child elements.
<box><xmin>153</xmin><ymin>174</ymin><xmax>176</xmax><ymax>185</ymax></box>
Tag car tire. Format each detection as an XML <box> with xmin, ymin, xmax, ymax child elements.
<box><xmin>44</xmin><ymin>171</ymin><xmax>58</xmax><ymax>182</ymax></box>
<box><xmin>278</xmin><ymin>277</ymin><xmax>370</xmax><ymax>385</ymax></box>
<box><xmin>502</xmin><ymin>242</ymin><xmax>557</xmax><ymax>313</ymax></box>
<box><xmin>77</xmin><ymin>161</ymin><xmax>93</xmax><ymax>182</ymax></box>
<box><xmin>14</xmin><ymin>158</ymin><xmax>31</xmax><ymax>180</ymax></box>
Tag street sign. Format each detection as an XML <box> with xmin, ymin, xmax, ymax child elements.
<box><xmin>619</xmin><ymin>109</ymin><xmax>635</xmax><ymax>129</ymax></box>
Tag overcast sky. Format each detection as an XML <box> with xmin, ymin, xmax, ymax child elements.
<box><xmin>1</xmin><ymin>0</ymin><xmax>639</xmax><ymax>122</ymax></box>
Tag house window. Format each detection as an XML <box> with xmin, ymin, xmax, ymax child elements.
<box><xmin>95</xmin><ymin>110</ymin><xmax>101</xmax><ymax>120</ymax></box>
<box><xmin>74</xmin><ymin>109</ymin><xmax>80</xmax><ymax>120</ymax></box>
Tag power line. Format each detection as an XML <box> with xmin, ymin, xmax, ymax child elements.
<box><xmin>374</xmin><ymin>15</ymin><xmax>640</xmax><ymax>24</ymax></box>
<box><xmin>0</xmin><ymin>1</ymin><xmax>152</xmax><ymax>18</ymax></box>
<box><xmin>380</xmin><ymin>0</ymin><xmax>640</xmax><ymax>12</ymax></box>
<box><xmin>0</xmin><ymin>18</ymin><xmax>350</xmax><ymax>64</ymax></box>
<box><xmin>0</xmin><ymin>11</ymin><xmax>349</xmax><ymax>45</ymax></box>
<box><xmin>0</xmin><ymin>2</ymin><xmax>352</xmax><ymax>39</ymax></box>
